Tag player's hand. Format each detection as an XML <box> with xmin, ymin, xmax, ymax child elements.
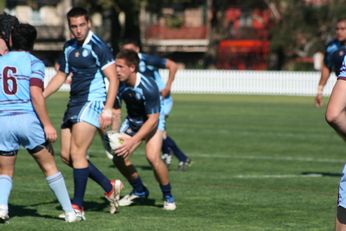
<box><xmin>161</xmin><ymin>87</ymin><xmax>171</xmax><ymax>98</ymax></box>
<box><xmin>315</xmin><ymin>94</ymin><xmax>323</xmax><ymax>108</ymax></box>
<box><xmin>115</xmin><ymin>134</ymin><xmax>136</xmax><ymax>158</ymax></box>
<box><xmin>44</xmin><ymin>124</ymin><xmax>57</xmax><ymax>142</ymax></box>
<box><xmin>100</xmin><ymin>108</ymin><xmax>112</xmax><ymax>130</ymax></box>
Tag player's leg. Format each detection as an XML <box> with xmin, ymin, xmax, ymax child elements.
<box><xmin>60</xmin><ymin>128</ymin><xmax>72</xmax><ymax>166</ymax></box>
<box><xmin>24</xmin><ymin>114</ymin><xmax>79</xmax><ymax>222</ymax></box>
<box><xmin>69</xmin><ymin>121</ymin><xmax>96</xmax><ymax>211</ymax></box>
<box><xmin>337</xmin><ymin>164</ymin><xmax>346</xmax><ymax>231</ymax></box>
<box><xmin>115</xmin><ymin>155</ymin><xmax>149</xmax><ymax>206</ymax></box>
<box><xmin>0</xmin><ymin>116</ymin><xmax>20</xmax><ymax>222</ymax></box>
<box><xmin>327</xmin><ymin>80</ymin><xmax>346</xmax><ymax>230</ymax></box>
<box><xmin>161</xmin><ymin>97</ymin><xmax>191</xmax><ymax>170</ymax></box>
<box><xmin>30</xmin><ymin>144</ymin><xmax>80</xmax><ymax>222</ymax></box>
<box><xmin>163</xmin><ymin>133</ymin><xmax>191</xmax><ymax>170</ymax></box>
<box><xmin>0</xmin><ymin>154</ymin><xmax>15</xmax><ymax>223</ymax></box>
<box><xmin>146</xmin><ymin>129</ymin><xmax>176</xmax><ymax>210</ymax></box>
<box><xmin>70</xmin><ymin>121</ymin><xmax>122</xmax><ymax>214</ymax></box>
<box><xmin>161</xmin><ymin>130</ymin><xmax>173</xmax><ymax>166</ymax></box>
<box><xmin>326</xmin><ymin>79</ymin><xmax>346</xmax><ymax>140</ymax></box>
<box><xmin>161</xmin><ymin>98</ymin><xmax>173</xmax><ymax>165</ymax></box>
<box><xmin>113</xmin><ymin>121</ymin><xmax>149</xmax><ymax>206</ymax></box>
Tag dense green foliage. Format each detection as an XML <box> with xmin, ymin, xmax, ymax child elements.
<box><xmin>0</xmin><ymin>93</ymin><xmax>343</xmax><ymax>230</ymax></box>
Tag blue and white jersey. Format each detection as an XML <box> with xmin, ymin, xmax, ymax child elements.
<box><xmin>0</xmin><ymin>51</ymin><xmax>45</xmax><ymax>116</ymax></box>
<box><xmin>323</xmin><ymin>39</ymin><xmax>343</xmax><ymax>73</ymax></box>
<box><xmin>115</xmin><ymin>73</ymin><xmax>161</xmax><ymax>131</ymax></box>
<box><xmin>59</xmin><ymin>31</ymin><xmax>114</xmax><ymax>105</ymax></box>
<box><xmin>337</xmin><ymin>54</ymin><xmax>346</xmax><ymax>79</ymax></box>
<box><xmin>138</xmin><ymin>52</ymin><xmax>167</xmax><ymax>93</ymax></box>
<box><xmin>331</xmin><ymin>46</ymin><xmax>346</xmax><ymax>76</ymax></box>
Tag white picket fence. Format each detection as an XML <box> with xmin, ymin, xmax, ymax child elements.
<box><xmin>44</xmin><ymin>68</ymin><xmax>337</xmax><ymax>96</ymax></box>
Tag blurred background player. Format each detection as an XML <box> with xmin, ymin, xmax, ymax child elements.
<box><xmin>0</xmin><ymin>13</ymin><xmax>19</xmax><ymax>55</ymax></box>
<box><xmin>43</xmin><ymin>7</ymin><xmax>121</xmax><ymax>219</ymax></box>
<box><xmin>112</xmin><ymin>49</ymin><xmax>176</xmax><ymax>210</ymax></box>
<box><xmin>0</xmin><ymin>23</ymin><xmax>80</xmax><ymax>223</ymax></box>
<box><xmin>315</xmin><ymin>18</ymin><xmax>346</xmax><ymax>108</ymax></box>
<box><xmin>121</xmin><ymin>40</ymin><xmax>191</xmax><ymax>170</ymax></box>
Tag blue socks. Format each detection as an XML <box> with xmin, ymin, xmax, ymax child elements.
<box><xmin>162</xmin><ymin>136</ymin><xmax>188</xmax><ymax>162</ymax></box>
<box><xmin>160</xmin><ymin>183</ymin><xmax>173</xmax><ymax>198</ymax></box>
<box><xmin>0</xmin><ymin>175</ymin><xmax>12</xmax><ymax>208</ymax></box>
<box><xmin>88</xmin><ymin>161</ymin><xmax>112</xmax><ymax>193</ymax></box>
<box><xmin>130</xmin><ymin>177</ymin><xmax>145</xmax><ymax>193</ymax></box>
<box><xmin>72</xmin><ymin>167</ymin><xmax>89</xmax><ymax>208</ymax></box>
<box><xmin>46</xmin><ymin>172</ymin><xmax>73</xmax><ymax>213</ymax></box>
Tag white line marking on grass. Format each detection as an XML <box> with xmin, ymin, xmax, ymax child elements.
<box><xmin>87</xmin><ymin>149</ymin><xmax>344</xmax><ymax>163</ymax></box>
<box><xmin>232</xmin><ymin>174</ymin><xmax>323</xmax><ymax>179</ymax></box>
<box><xmin>192</xmin><ymin>153</ymin><xmax>345</xmax><ymax>163</ymax></box>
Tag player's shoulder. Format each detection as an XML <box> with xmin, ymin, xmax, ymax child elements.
<box><xmin>140</xmin><ymin>52</ymin><xmax>164</xmax><ymax>63</ymax></box>
<box><xmin>28</xmin><ymin>53</ymin><xmax>44</xmax><ymax>65</ymax></box>
<box><xmin>326</xmin><ymin>39</ymin><xmax>341</xmax><ymax>53</ymax></box>
<box><xmin>332</xmin><ymin>45</ymin><xmax>346</xmax><ymax>63</ymax></box>
<box><xmin>64</xmin><ymin>38</ymin><xmax>76</xmax><ymax>49</ymax></box>
<box><xmin>8</xmin><ymin>51</ymin><xmax>43</xmax><ymax>66</ymax></box>
<box><xmin>89</xmin><ymin>32</ymin><xmax>111</xmax><ymax>52</ymax></box>
<box><xmin>138</xmin><ymin>73</ymin><xmax>159</xmax><ymax>93</ymax></box>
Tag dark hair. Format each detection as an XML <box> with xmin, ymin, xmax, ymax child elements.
<box><xmin>0</xmin><ymin>13</ymin><xmax>19</xmax><ymax>48</ymax></box>
<box><xmin>11</xmin><ymin>23</ymin><xmax>37</xmax><ymax>51</ymax></box>
<box><xmin>337</xmin><ymin>18</ymin><xmax>346</xmax><ymax>24</ymax></box>
<box><xmin>67</xmin><ymin>7</ymin><xmax>89</xmax><ymax>23</ymax></box>
<box><xmin>117</xmin><ymin>49</ymin><xmax>140</xmax><ymax>72</ymax></box>
<box><xmin>121</xmin><ymin>39</ymin><xmax>140</xmax><ymax>48</ymax></box>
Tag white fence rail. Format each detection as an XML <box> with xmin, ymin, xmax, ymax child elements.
<box><xmin>44</xmin><ymin>68</ymin><xmax>337</xmax><ymax>96</ymax></box>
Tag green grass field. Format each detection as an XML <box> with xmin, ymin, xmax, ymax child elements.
<box><xmin>1</xmin><ymin>93</ymin><xmax>344</xmax><ymax>230</ymax></box>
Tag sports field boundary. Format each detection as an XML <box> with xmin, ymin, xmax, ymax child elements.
<box><xmin>44</xmin><ymin>68</ymin><xmax>337</xmax><ymax>96</ymax></box>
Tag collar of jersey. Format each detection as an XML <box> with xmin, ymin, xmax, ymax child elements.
<box><xmin>82</xmin><ymin>30</ymin><xmax>93</xmax><ymax>46</ymax></box>
<box><xmin>135</xmin><ymin>73</ymin><xmax>141</xmax><ymax>88</ymax></box>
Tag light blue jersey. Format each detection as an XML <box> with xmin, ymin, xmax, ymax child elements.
<box><xmin>0</xmin><ymin>51</ymin><xmax>46</xmax><ymax>154</ymax></box>
<box><xmin>0</xmin><ymin>51</ymin><xmax>44</xmax><ymax>116</ymax></box>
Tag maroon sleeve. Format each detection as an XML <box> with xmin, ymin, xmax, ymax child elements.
<box><xmin>30</xmin><ymin>78</ymin><xmax>44</xmax><ymax>90</ymax></box>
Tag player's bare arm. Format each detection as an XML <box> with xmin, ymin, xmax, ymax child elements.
<box><xmin>111</xmin><ymin>108</ymin><xmax>122</xmax><ymax>131</ymax></box>
<box><xmin>30</xmin><ymin>85</ymin><xmax>57</xmax><ymax>142</ymax></box>
<box><xmin>100</xmin><ymin>63</ymin><xmax>119</xmax><ymax>130</ymax></box>
<box><xmin>315</xmin><ymin>64</ymin><xmax>331</xmax><ymax>108</ymax></box>
<box><xmin>43</xmin><ymin>71</ymin><xmax>67</xmax><ymax>98</ymax></box>
<box><xmin>116</xmin><ymin>113</ymin><xmax>159</xmax><ymax>158</ymax></box>
<box><xmin>161</xmin><ymin>59</ymin><xmax>177</xmax><ymax>98</ymax></box>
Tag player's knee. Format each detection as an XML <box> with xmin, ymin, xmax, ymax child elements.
<box><xmin>325</xmin><ymin>109</ymin><xmax>340</xmax><ymax>125</ymax></box>
<box><xmin>60</xmin><ymin>151</ymin><xmax>72</xmax><ymax>166</ymax></box>
<box><xmin>146</xmin><ymin>153</ymin><xmax>160</xmax><ymax>165</ymax></box>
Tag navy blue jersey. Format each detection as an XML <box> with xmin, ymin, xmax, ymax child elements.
<box><xmin>115</xmin><ymin>73</ymin><xmax>161</xmax><ymax>131</ymax></box>
<box><xmin>331</xmin><ymin>45</ymin><xmax>346</xmax><ymax>76</ymax></box>
<box><xmin>59</xmin><ymin>31</ymin><xmax>114</xmax><ymax>105</ymax></box>
<box><xmin>323</xmin><ymin>39</ymin><xmax>343</xmax><ymax>73</ymax></box>
<box><xmin>138</xmin><ymin>53</ymin><xmax>167</xmax><ymax>91</ymax></box>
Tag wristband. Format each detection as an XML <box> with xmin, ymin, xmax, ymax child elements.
<box><xmin>317</xmin><ymin>85</ymin><xmax>323</xmax><ymax>95</ymax></box>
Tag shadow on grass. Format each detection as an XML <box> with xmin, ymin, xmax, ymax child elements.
<box><xmin>301</xmin><ymin>171</ymin><xmax>342</xmax><ymax>177</ymax></box>
<box><xmin>9</xmin><ymin>203</ymin><xmax>60</xmax><ymax>220</ymax></box>
<box><xmin>106</xmin><ymin>164</ymin><xmax>153</xmax><ymax>171</ymax></box>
